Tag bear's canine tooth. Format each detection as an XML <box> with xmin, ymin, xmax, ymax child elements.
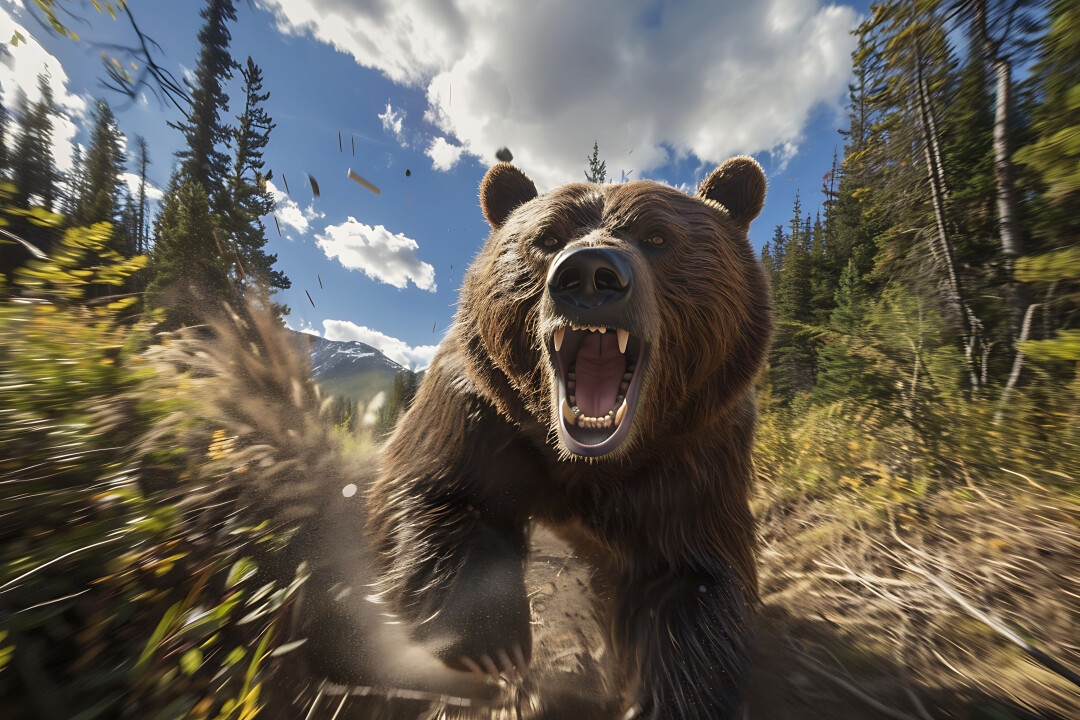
<box><xmin>553</xmin><ymin>326</ymin><xmax>565</xmax><ymax>352</ymax></box>
<box><xmin>615</xmin><ymin>399</ymin><xmax>627</xmax><ymax>426</ymax></box>
<box><xmin>617</xmin><ymin>328</ymin><xmax>629</xmax><ymax>353</ymax></box>
<box><xmin>562</xmin><ymin>398</ymin><xmax>576</xmax><ymax>426</ymax></box>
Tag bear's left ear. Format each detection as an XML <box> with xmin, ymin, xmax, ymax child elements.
<box><xmin>480</xmin><ymin>163</ymin><xmax>538</xmax><ymax>229</ymax></box>
<box><xmin>696</xmin><ymin>156</ymin><xmax>767</xmax><ymax>232</ymax></box>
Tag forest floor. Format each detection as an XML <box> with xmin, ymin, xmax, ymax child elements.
<box><xmin>269</xmin><ymin>481</ymin><xmax>1080</xmax><ymax>720</ymax></box>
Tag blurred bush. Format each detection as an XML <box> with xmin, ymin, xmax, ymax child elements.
<box><xmin>0</xmin><ymin>221</ymin><xmax>301</xmax><ymax>719</ymax></box>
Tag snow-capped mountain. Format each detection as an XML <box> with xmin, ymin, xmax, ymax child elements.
<box><xmin>296</xmin><ymin>332</ymin><xmax>406</xmax><ymax>378</ymax></box>
<box><xmin>288</xmin><ymin>330</ymin><xmax>409</xmax><ymax>403</ymax></box>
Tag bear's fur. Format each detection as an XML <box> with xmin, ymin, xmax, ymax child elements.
<box><xmin>369</xmin><ymin>157</ymin><xmax>772</xmax><ymax>719</ymax></box>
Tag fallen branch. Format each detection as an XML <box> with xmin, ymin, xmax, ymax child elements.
<box><xmin>899</xmin><ymin>561</ymin><xmax>1080</xmax><ymax>691</ymax></box>
<box><xmin>886</xmin><ymin>518</ymin><xmax>1080</xmax><ymax>691</ymax></box>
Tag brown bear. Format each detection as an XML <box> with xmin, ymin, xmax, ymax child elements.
<box><xmin>369</xmin><ymin>157</ymin><xmax>772</xmax><ymax>719</ymax></box>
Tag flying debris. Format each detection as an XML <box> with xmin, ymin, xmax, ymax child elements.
<box><xmin>433</xmin><ymin>321</ymin><xmax>437</xmax><ymax>333</ymax></box>
<box><xmin>273</xmin><ymin>215</ymin><xmax>281</xmax><ymax>237</ymax></box>
<box><xmin>232</xmin><ymin>245</ymin><xmax>247</xmax><ymax>280</ymax></box>
<box><xmin>305</xmin><ymin>290</ymin><xmax>315</xmax><ymax>308</ymax></box>
<box><xmin>347</xmin><ymin>168</ymin><xmax>381</xmax><ymax>195</ymax></box>
<box><xmin>351</xmin><ymin>136</ymin><xmax>355</xmax><ymax>155</ymax></box>
<box><xmin>495</xmin><ymin>147</ymin><xmax>513</xmax><ymax>163</ymax></box>
<box><xmin>308</xmin><ymin>174</ymin><xmax>321</xmax><ymax>198</ymax></box>
<box><xmin>338</xmin><ymin>131</ymin><xmax>342</xmax><ymax>153</ymax></box>
<box><xmin>282</xmin><ymin>174</ymin><xmax>291</xmax><ymax>195</ymax></box>
<box><xmin>0</xmin><ymin>228</ymin><xmax>47</xmax><ymax>259</ymax></box>
<box><xmin>318</xmin><ymin>274</ymin><xmax>323</xmax><ymax>289</ymax></box>
<box><xmin>405</xmin><ymin>169</ymin><xmax>411</xmax><ymax>177</ymax></box>
<box><xmin>211</xmin><ymin>228</ymin><xmax>226</xmax><ymax>256</ymax></box>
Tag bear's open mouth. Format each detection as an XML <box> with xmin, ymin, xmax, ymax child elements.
<box><xmin>549</xmin><ymin>323</ymin><xmax>648</xmax><ymax>457</ymax></box>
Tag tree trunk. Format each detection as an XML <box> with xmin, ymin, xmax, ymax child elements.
<box><xmin>991</xmin><ymin>56</ymin><xmax>1031</xmax><ymax>337</ymax></box>
<box><xmin>991</xmin><ymin>62</ymin><xmax>1020</xmax><ymax>259</ymax></box>
<box><xmin>995</xmin><ymin>301</ymin><xmax>1040</xmax><ymax>423</ymax></box>
<box><xmin>136</xmin><ymin>138</ymin><xmax>148</xmax><ymax>255</ymax></box>
<box><xmin>912</xmin><ymin>29</ymin><xmax>983</xmax><ymax>392</ymax></box>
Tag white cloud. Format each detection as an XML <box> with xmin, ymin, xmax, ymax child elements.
<box><xmin>266</xmin><ymin>178</ymin><xmax>323</xmax><ymax>239</ymax></box>
<box><xmin>378</xmin><ymin>102</ymin><xmax>405</xmax><ymax>142</ymax></box>
<box><xmin>426</xmin><ymin>136</ymin><xmax>463</xmax><ymax>172</ymax></box>
<box><xmin>315</xmin><ymin>218</ymin><xmax>436</xmax><ymax>291</ymax></box>
<box><xmin>256</xmin><ymin>0</ymin><xmax>857</xmax><ymax>189</ymax></box>
<box><xmin>120</xmin><ymin>172</ymin><xmax>164</xmax><ymax>202</ymax></box>
<box><xmin>284</xmin><ymin>317</ymin><xmax>322</xmax><ymax>336</ymax></box>
<box><xmin>322</xmin><ymin>319</ymin><xmax>438</xmax><ymax>371</ymax></box>
<box><xmin>0</xmin><ymin>6</ymin><xmax>88</xmax><ymax>175</ymax></box>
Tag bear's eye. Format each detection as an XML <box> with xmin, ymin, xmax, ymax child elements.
<box><xmin>539</xmin><ymin>234</ymin><xmax>560</xmax><ymax>249</ymax></box>
<box><xmin>645</xmin><ymin>234</ymin><xmax>665</xmax><ymax>246</ymax></box>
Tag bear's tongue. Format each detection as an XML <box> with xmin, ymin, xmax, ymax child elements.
<box><xmin>573</xmin><ymin>332</ymin><xmax>626</xmax><ymax>418</ymax></box>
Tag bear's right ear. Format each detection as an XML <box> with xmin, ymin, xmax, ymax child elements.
<box><xmin>480</xmin><ymin>163</ymin><xmax>538</xmax><ymax>229</ymax></box>
<box><xmin>696</xmin><ymin>156</ymin><xmax>767</xmax><ymax>232</ymax></box>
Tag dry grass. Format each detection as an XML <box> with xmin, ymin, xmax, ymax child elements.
<box><xmin>750</xmin><ymin>481</ymin><xmax>1080</xmax><ymax>720</ymax></box>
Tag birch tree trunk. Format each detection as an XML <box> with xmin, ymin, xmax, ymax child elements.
<box><xmin>912</xmin><ymin>26</ymin><xmax>984</xmax><ymax>392</ymax></box>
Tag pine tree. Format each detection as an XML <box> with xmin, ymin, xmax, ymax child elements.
<box><xmin>1013</xmin><ymin>0</ymin><xmax>1080</xmax><ymax>365</ymax></box>
<box><xmin>121</xmin><ymin>191</ymin><xmax>140</xmax><ymax>256</ymax></box>
<box><xmin>12</xmin><ymin>76</ymin><xmax>58</xmax><ymax>211</ymax></box>
<box><xmin>585</xmin><ymin>141</ymin><xmax>607</xmax><ymax>184</ymax></box>
<box><xmin>80</xmin><ymin>99</ymin><xmax>127</xmax><ymax>229</ymax></box>
<box><xmin>1015</xmin><ymin>0</ymin><xmax>1080</xmax><ymax>255</ymax></box>
<box><xmin>775</xmin><ymin>193</ymin><xmax>812</xmax><ymax>322</ymax></box>
<box><xmin>224</xmin><ymin>58</ymin><xmax>289</xmax><ymax>293</ymax></box>
<box><xmin>376</xmin><ymin>371</ymin><xmax>419</xmax><ymax>437</ymax></box>
<box><xmin>145</xmin><ymin>180</ymin><xmax>231</xmax><ymax>327</ymax></box>
<box><xmin>814</xmin><ymin>258</ymin><xmax>877</xmax><ymax>404</ymax></box>
<box><xmin>858</xmin><ymin>0</ymin><xmax>989</xmax><ymax>392</ymax></box>
<box><xmin>809</xmin><ymin>211</ymin><xmax>834</xmax><ymax>324</ymax></box>
<box><xmin>760</xmin><ymin>242</ymin><xmax>776</xmax><ymax>294</ymax></box>
<box><xmin>832</xmin><ymin>55</ymin><xmax>881</xmax><ymax>284</ymax></box>
<box><xmin>769</xmin><ymin>225</ymin><xmax>785</xmax><ymax>290</ymax></box>
<box><xmin>170</xmin><ymin>0</ymin><xmax>237</xmax><ymax>214</ymax></box>
<box><xmin>133</xmin><ymin>135</ymin><xmax>150</xmax><ymax>254</ymax></box>
<box><xmin>63</xmin><ymin>143</ymin><xmax>86</xmax><ymax>219</ymax></box>
<box><xmin>770</xmin><ymin>193</ymin><xmax>816</xmax><ymax>400</ymax></box>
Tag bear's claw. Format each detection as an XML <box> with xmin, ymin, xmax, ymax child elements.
<box><xmin>460</xmin><ymin>642</ymin><xmax>528</xmax><ymax>683</ymax></box>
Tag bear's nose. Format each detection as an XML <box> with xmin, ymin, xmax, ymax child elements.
<box><xmin>546</xmin><ymin>247</ymin><xmax>633</xmax><ymax>320</ymax></box>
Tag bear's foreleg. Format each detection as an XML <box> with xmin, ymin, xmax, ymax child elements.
<box><xmin>403</xmin><ymin>509</ymin><xmax>533</xmax><ymax>679</ymax></box>
<box><xmin>371</xmin><ymin>379</ymin><xmax>539</xmax><ymax>680</ymax></box>
<box><xmin>613</xmin><ymin>561</ymin><xmax>752</xmax><ymax>720</ymax></box>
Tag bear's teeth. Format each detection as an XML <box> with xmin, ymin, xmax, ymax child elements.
<box><xmin>562</xmin><ymin>398</ymin><xmax>576</xmax><ymax>425</ymax></box>
<box><xmin>617</xmin><ymin>328</ymin><xmax>629</xmax><ymax>353</ymax></box>
<box><xmin>615</xmin><ymin>399</ymin><xmax>627</xmax><ymax>426</ymax></box>
<box><xmin>569</xmin><ymin>323</ymin><xmax>609</xmax><ymax>333</ymax></box>
<box><xmin>553</xmin><ymin>326</ymin><xmax>565</xmax><ymax>352</ymax></box>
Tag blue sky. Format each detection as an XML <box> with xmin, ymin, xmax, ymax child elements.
<box><xmin>1</xmin><ymin>0</ymin><xmax>872</xmax><ymax>369</ymax></box>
